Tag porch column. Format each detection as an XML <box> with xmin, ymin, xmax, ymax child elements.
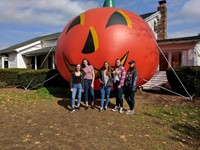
<box><xmin>34</xmin><ymin>56</ymin><xmax>37</xmax><ymax>70</ymax></box>
<box><xmin>2</xmin><ymin>57</ymin><xmax>4</xmax><ymax>69</ymax></box>
<box><xmin>52</xmin><ymin>54</ymin><xmax>55</xmax><ymax>69</ymax></box>
<box><xmin>168</xmin><ymin>52</ymin><xmax>172</xmax><ymax>68</ymax></box>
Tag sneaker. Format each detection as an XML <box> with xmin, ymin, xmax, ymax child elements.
<box><xmin>99</xmin><ymin>107</ymin><xmax>103</xmax><ymax>112</ymax></box>
<box><xmin>76</xmin><ymin>107</ymin><xmax>81</xmax><ymax>111</ymax></box>
<box><xmin>119</xmin><ymin>107</ymin><xmax>123</xmax><ymax>113</ymax></box>
<box><xmin>130</xmin><ymin>110</ymin><xmax>134</xmax><ymax>114</ymax></box>
<box><xmin>85</xmin><ymin>106</ymin><xmax>89</xmax><ymax>110</ymax></box>
<box><xmin>126</xmin><ymin>110</ymin><xmax>134</xmax><ymax>115</ymax></box>
<box><xmin>70</xmin><ymin>108</ymin><xmax>75</xmax><ymax>113</ymax></box>
<box><xmin>104</xmin><ymin>106</ymin><xmax>107</xmax><ymax>110</ymax></box>
<box><xmin>91</xmin><ymin>105</ymin><xmax>95</xmax><ymax>109</ymax></box>
<box><xmin>111</xmin><ymin>106</ymin><xmax>118</xmax><ymax>112</ymax></box>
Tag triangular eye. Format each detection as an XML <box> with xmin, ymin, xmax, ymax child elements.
<box><xmin>106</xmin><ymin>11</ymin><xmax>127</xmax><ymax>28</ymax></box>
<box><xmin>66</xmin><ymin>14</ymin><xmax>84</xmax><ymax>34</ymax></box>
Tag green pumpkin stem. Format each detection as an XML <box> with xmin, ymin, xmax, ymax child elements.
<box><xmin>103</xmin><ymin>0</ymin><xmax>115</xmax><ymax>8</ymax></box>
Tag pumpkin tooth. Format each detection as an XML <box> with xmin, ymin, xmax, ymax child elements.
<box><xmin>62</xmin><ymin>52</ymin><xmax>75</xmax><ymax>72</ymax></box>
<box><xmin>62</xmin><ymin>51</ymin><xmax>128</xmax><ymax>78</ymax></box>
<box><xmin>120</xmin><ymin>52</ymin><xmax>129</xmax><ymax>66</ymax></box>
<box><xmin>62</xmin><ymin>52</ymin><xmax>100</xmax><ymax>78</ymax></box>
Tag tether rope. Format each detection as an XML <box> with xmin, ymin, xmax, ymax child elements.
<box><xmin>30</xmin><ymin>73</ymin><xmax>59</xmax><ymax>90</ymax></box>
<box><xmin>154</xmin><ymin>39</ymin><xmax>193</xmax><ymax>100</ymax></box>
<box><xmin>25</xmin><ymin>38</ymin><xmax>58</xmax><ymax>90</ymax></box>
<box><xmin>141</xmin><ymin>78</ymin><xmax>194</xmax><ymax>100</ymax></box>
<box><xmin>133</xmin><ymin>17</ymin><xmax>193</xmax><ymax>100</ymax></box>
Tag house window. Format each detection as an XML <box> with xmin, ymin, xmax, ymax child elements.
<box><xmin>3</xmin><ymin>57</ymin><xmax>9</xmax><ymax>68</ymax></box>
<box><xmin>159</xmin><ymin>52</ymin><xmax>168</xmax><ymax>71</ymax></box>
<box><xmin>171</xmin><ymin>52</ymin><xmax>181</xmax><ymax>67</ymax></box>
<box><xmin>31</xmin><ymin>56</ymin><xmax>35</xmax><ymax>69</ymax></box>
<box><xmin>37</xmin><ymin>56</ymin><xmax>42</xmax><ymax>69</ymax></box>
<box><xmin>48</xmin><ymin>56</ymin><xmax>52</xmax><ymax>69</ymax></box>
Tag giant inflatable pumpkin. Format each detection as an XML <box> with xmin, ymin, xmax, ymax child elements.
<box><xmin>55</xmin><ymin>4</ymin><xmax>159</xmax><ymax>89</ymax></box>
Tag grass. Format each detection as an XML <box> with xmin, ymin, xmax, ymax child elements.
<box><xmin>0</xmin><ymin>87</ymin><xmax>199</xmax><ymax>149</ymax></box>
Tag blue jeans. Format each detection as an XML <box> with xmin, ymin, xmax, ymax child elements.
<box><xmin>84</xmin><ymin>79</ymin><xmax>95</xmax><ymax>102</ymax></box>
<box><xmin>113</xmin><ymin>81</ymin><xmax>124</xmax><ymax>107</ymax></box>
<box><xmin>71</xmin><ymin>83</ymin><xmax>82</xmax><ymax>106</ymax></box>
<box><xmin>100</xmin><ymin>86</ymin><xmax>111</xmax><ymax>108</ymax></box>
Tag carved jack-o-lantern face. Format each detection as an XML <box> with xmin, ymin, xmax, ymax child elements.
<box><xmin>55</xmin><ymin>7</ymin><xmax>159</xmax><ymax>89</ymax></box>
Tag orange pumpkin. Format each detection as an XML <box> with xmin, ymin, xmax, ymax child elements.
<box><xmin>55</xmin><ymin>7</ymin><xmax>159</xmax><ymax>89</ymax></box>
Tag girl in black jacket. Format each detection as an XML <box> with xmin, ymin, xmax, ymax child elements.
<box><xmin>70</xmin><ymin>64</ymin><xmax>84</xmax><ymax>113</ymax></box>
<box><xmin>99</xmin><ymin>61</ymin><xmax>113</xmax><ymax>112</ymax></box>
<box><xmin>124</xmin><ymin>60</ymin><xmax>138</xmax><ymax>115</ymax></box>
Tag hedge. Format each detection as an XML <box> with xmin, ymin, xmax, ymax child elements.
<box><xmin>18</xmin><ymin>69</ymin><xmax>68</xmax><ymax>89</ymax></box>
<box><xmin>166</xmin><ymin>66</ymin><xmax>200</xmax><ymax>97</ymax></box>
<box><xmin>0</xmin><ymin>68</ymin><xmax>27</xmax><ymax>87</ymax></box>
<box><xmin>0</xmin><ymin>69</ymin><xmax>68</xmax><ymax>89</ymax></box>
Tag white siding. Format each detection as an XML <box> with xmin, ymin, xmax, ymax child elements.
<box><xmin>20</xmin><ymin>44</ymin><xmax>42</xmax><ymax>55</ymax></box>
<box><xmin>17</xmin><ymin>43</ymin><xmax>42</xmax><ymax>68</ymax></box>
<box><xmin>194</xmin><ymin>42</ymin><xmax>200</xmax><ymax>66</ymax></box>
<box><xmin>8</xmin><ymin>53</ymin><xmax>17</xmax><ymax>68</ymax></box>
<box><xmin>182</xmin><ymin>50</ymin><xmax>189</xmax><ymax>66</ymax></box>
<box><xmin>188</xmin><ymin>49</ymin><xmax>194</xmax><ymax>66</ymax></box>
<box><xmin>42</xmin><ymin>40</ymin><xmax>56</xmax><ymax>48</ymax></box>
<box><xmin>145</xmin><ymin>12</ymin><xmax>161</xmax><ymax>40</ymax></box>
<box><xmin>147</xmin><ymin>19</ymin><xmax>158</xmax><ymax>39</ymax></box>
<box><xmin>17</xmin><ymin>54</ymin><xmax>27</xmax><ymax>68</ymax></box>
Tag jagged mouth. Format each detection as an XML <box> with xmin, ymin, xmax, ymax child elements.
<box><xmin>62</xmin><ymin>51</ymin><xmax>129</xmax><ymax>78</ymax></box>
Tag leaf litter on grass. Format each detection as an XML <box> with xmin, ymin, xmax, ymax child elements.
<box><xmin>0</xmin><ymin>88</ymin><xmax>199</xmax><ymax>149</ymax></box>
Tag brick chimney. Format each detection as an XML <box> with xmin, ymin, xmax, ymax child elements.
<box><xmin>157</xmin><ymin>0</ymin><xmax>167</xmax><ymax>39</ymax></box>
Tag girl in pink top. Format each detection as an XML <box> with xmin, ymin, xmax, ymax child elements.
<box><xmin>81</xmin><ymin>58</ymin><xmax>95</xmax><ymax>110</ymax></box>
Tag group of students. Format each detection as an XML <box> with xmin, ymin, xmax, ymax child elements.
<box><xmin>69</xmin><ymin>58</ymin><xmax>138</xmax><ymax>115</ymax></box>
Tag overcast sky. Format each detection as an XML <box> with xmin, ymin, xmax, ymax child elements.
<box><xmin>0</xmin><ymin>0</ymin><xmax>200</xmax><ymax>49</ymax></box>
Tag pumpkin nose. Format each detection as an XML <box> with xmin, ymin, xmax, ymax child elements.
<box><xmin>82</xmin><ymin>26</ymin><xmax>99</xmax><ymax>54</ymax></box>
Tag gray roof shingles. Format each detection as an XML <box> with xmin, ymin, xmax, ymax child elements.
<box><xmin>0</xmin><ymin>32</ymin><xmax>60</xmax><ymax>54</ymax></box>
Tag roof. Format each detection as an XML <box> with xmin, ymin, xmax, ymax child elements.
<box><xmin>0</xmin><ymin>32</ymin><xmax>60</xmax><ymax>54</ymax></box>
<box><xmin>140</xmin><ymin>11</ymin><xmax>158</xmax><ymax>19</ymax></box>
<box><xmin>22</xmin><ymin>46</ymin><xmax>56</xmax><ymax>56</ymax></box>
<box><xmin>158</xmin><ymin>35</ymin><xmax>200</xmax><ymax>43</ymax></box>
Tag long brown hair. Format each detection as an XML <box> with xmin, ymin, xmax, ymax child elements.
<box><xmin>101</xmin><ymin>61</ymin><xmax>112</xmax><ymax>76</ymax></box>
<box><xmin>114</xmin><ymin>58</ymin><xmax>122</xmax><ymax>70</ymax></box>
<box><xmin>127</xmin><ymin>64</ymin><xmax>136</xmax><ymax>74</ymax></box>
<box><xmin>81</xmin><ymin>58</ymin><xmax>91</xmax><ymax>68</ymax></box>
<box><xmin>74</xmin><ymin>64</ymin><xmax>81</xmax><ymax>72</ymax></box>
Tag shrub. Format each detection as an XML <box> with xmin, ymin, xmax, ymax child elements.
<box><xmin>0</xmin><ymin>68</ymin><xmax>27</xmax><ymax>87</ymax></box>
<box><xmin>18</xmin><ymin>69</ymin><xmax>68</xmax><ymax>89</ymax></box>
<box><xmin>18</xmin><ymin>69</ymin><xmax>49</xmax><ymax>89</ymax></box>
<box><xmin>166</xmin><ymin>66</ymin><xmax>200</xmax><ymax>97</ymax></box>
<box><xmin>0</xmin><ymin>68</ymin><xmax>69</xmax><ymax>89</ymax></box>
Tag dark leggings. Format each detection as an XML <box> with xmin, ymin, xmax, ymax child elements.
<box><xmin>124</xmin><ymin>85</ymin><xmax>135</xmax><ymax>110</ymax></box>
<box><xmin>113</xmin><ymin>81</ymin><xmax>123</xmax><ymax>107</ymax></box>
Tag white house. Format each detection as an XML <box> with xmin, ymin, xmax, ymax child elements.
<box><xmin>0</xmin><ymin>0</ymin><xmax>199</xmax><ymax>89</ymax></box>
<box><xmin>141</xmin><ymin>35</ymin><xmax>200</xmax><ymax>90</ymax></box>
<box><xmin>0</xmin><ymin>33</ymin><xmax>59</xmax><ymax>69</ymax></box>
<box><xmin>0</xmin><ymin>1</ymin><xmax>166</xmax><ymax>70</ymax></box>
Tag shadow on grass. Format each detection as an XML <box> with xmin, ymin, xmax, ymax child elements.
<box><xmin>57</xmin><ymin>98</ymin><xmax>90</xmax><ymax>110</ymax></box>
<box><xmin>170</xmin><ymin>122</ymin><xmax>200</xmax><ymax>149</ymax></box>
<box><xmin>57</xmin><ymin>98</ymin><xmax>71</xmax><ymax>110</ymax></box>
<box><xmin>56</xmin><ymin>90</ymin><xmax>116</xmax><ymax>111</ymax></box>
